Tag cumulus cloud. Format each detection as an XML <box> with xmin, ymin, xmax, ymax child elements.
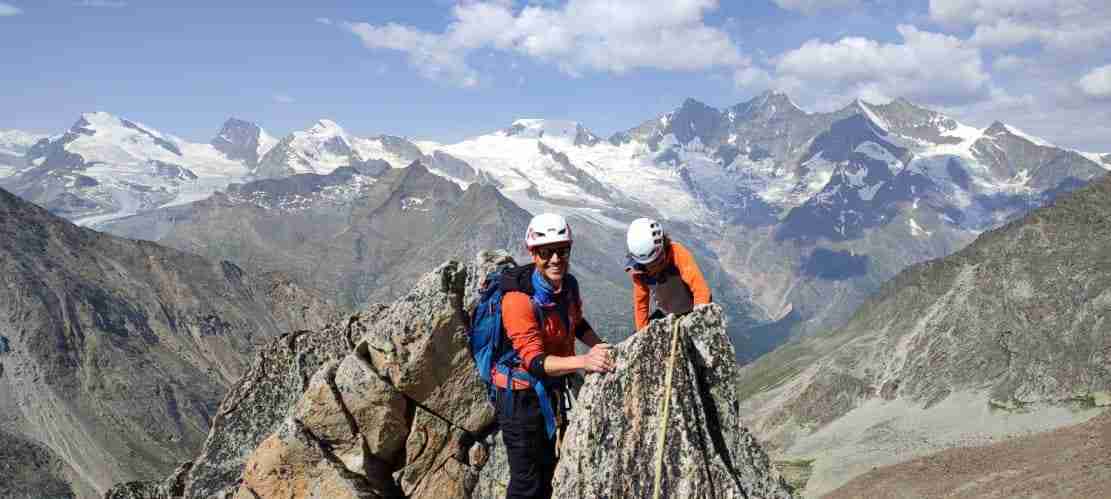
<box><xmin>772</xmin><ymin>0</ymin><xmax>863</xmax><ymax>15</ymax></box>
<box><xmin>733</xmin><ymin>66</ymin><xmax>773</xmax><ymax>90</ymax></box>
<box><xmin>929</xmin><ymin>0</ymin><xmax>1111</xmax><ymax>53</ymax></box>
<box><xmin>1077</xmin><ymin>64</ymin><xmax>1111</xmax><ymax>99</ymax></box>
<box><xmin>273</xmin><ymin>94</ymin><xmax>296</xmax><ymax>104</ymax></box>
<box><xmin>773</xmin><ymin>25</ymin><xmax>990</xmax><ymax>106</ymax></box>
<box><xmin>0</xmin><ymin>2</ymin><xmax>22</xmax><ymax>16</ymax></box>
<box><xmin>340</xmin><ymin>0</ymin><xmax>748</xmax><ymax>87</ymax></box>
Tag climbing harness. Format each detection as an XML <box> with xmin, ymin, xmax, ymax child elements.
<box><xmin>651</xmin><ymin>318</ymin><xmax>682</xmax><ymax>499</ymax></box>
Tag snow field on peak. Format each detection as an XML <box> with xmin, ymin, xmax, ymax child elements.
<box><xmin>437</xmin><ymin>131</ymin><xmax>709</xmax><ymax>225</ymax></box>
<box><xmin>257</xmin><ymin>128</ymin><xmax>278</xmax><ymax>158</ymax></box>
<box><xmin>507</xmin><ymin>119</ymin><xmax>583</xmax><ymax>140</ymax></box>
<box><xmin>0</xmin><ymin>129</ymin><xmax>46</xmax><ymax>156</ymax></box>
<box><xmin>65</xmin><ymin>112</ymin><xmax>248</xmax><ymax>178</ymax></box>
<box><xmin>39</xmin><ymin>113</ymin><xmax>252</xmax><ymax>226</ymax></box>
<box><xmin>348</xmin><ymin>136</ymin><xmax>416</xmax><ymax>170</ymax></box>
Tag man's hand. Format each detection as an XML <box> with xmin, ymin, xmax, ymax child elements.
<box><xmin>581</xmin><ymin>343</ymin><xmax>615</xmax><ymax>373</ymax></box>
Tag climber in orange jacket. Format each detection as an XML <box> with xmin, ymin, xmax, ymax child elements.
<box><xmin>624</xmin><ymin>218</ymin><xmax>712</xmax><ymax>331</ymax></box>
<box><xmin>496</xmin><ymin>212</ymin><xmax>613</xmax><ymax>499</ymax></box>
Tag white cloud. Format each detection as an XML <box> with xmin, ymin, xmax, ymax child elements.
<box><xmin>733</xmin><ymin>66</ymin><xmax>773</xmax><ymax>90</ymax></box>
<box><xmin>773</xmin><ymin>25</ymin><xmax>990</xmax><ymax>106</ymax></box>
<box><xmin>991</xmin><ymin>54</ymin><xmax>1029</xmax><ymax>72</ymax></box>
<box><xmin>1078</xmin><ymin>64</ymin><xmax>1111</xmax><ymax>99</ymax></box>
<box><xmin>944</xmin><ymin>83</ymin><xmax>1111</xmax><ymax>151</ymax></box>
<box><xmin>75</xmin><ymin>0</ymin><xmax>127</xmax><ymax>7</ymax></box>
<box><xmin>772</xmin><ymin>0</ymin><xmax>862</xmax><ymax>15</ymax></box>
<box><xmin>315</xmin><ymin>17</ymin><xmax>333</xmax><ymax>26</ymax></box>
<box><xmin>0</xmin><ymin>2</ymin><xmax>22</xmax><ymax>16</ymax></box>
<box><xmin>344</xmin><ymin>21</ymin><xmax>481</xmax><ymax>87</ymax></box>
<box><xmin>340</xmin><ymin>0</ymin><xmax>748</xmax><ymax>87</ymax></box>
<box><xmin>273</xmin><ymin>94</ymin><xmax>296</xmax><ymax>104</ymax></box>
<box><xmin>929</xmin><ymin>0</ymin><xmax>1111</xmax><ymax>53</ymax></box>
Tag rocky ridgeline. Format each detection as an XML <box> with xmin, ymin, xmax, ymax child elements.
<box><xmin>552</xmin><ymin>307</ymin><xmax>792</xmax><ymax>498</ymax></box>
<box><xmin>107</xmin><ymin>251</ymin><xmax>789</xmax><ymax>498</ymax></box>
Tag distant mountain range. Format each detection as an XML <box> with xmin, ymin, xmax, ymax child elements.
<box><xmin>736</xmin><ymin>170</ymin><xmax>1111</xmax><ymax>498</ymax></box>
<box><xmin>1</xmin><ymin>93</ymin><xmax>1106</xmax><ymax>358</ymax></box>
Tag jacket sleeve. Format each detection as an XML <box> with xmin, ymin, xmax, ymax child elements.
<box><xmin>632</xmin><ymin>274</ymin><xmax>651</xmax><ymax>331</ymax></box>
<box><xmin>672</xmin><ymin>242</ymin><xmax>712</xmax><ymax>305</ymax></box>
<box><xmin>501</xmin><ymin>292</ymin><xmax>546</xmax><ymax>368</ymax></box>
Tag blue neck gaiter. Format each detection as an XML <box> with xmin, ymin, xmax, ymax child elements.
<box><xmin>531</xmin><ymin>268</ymin><xmax>558</xmax><ymax>308</ymax></box>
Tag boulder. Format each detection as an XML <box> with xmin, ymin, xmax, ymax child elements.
<box><xmin>551</xmin><ymin>305</ymin><xmax>792</xmax><ymax>499</ymax></box>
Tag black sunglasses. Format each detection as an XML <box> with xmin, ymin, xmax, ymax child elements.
<box><xmin>535</xmin><ymin>246</ymin><xmax>572</xmax><ymax>260</ymax></box>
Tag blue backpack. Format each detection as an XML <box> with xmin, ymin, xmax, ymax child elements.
<box><xmin>468</xmin><ymin>264</ymin><xmax>575</xmax><ymax>439</ymax></box>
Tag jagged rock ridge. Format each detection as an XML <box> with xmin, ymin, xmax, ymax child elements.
<box><xmin>553</xmin><ymin>305</ymin><xmax>792</xmax><ymax>498</ymax></box>
<box><xmin>107</xmin><ymin>253</ymin><xmax>788</xmax><ymax>498</ymax></box>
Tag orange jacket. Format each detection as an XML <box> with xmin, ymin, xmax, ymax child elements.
<box><xmin>495</xmin><ymin>268</ymin><xmax>586</xmax><ymax>389</ymax></box>
<box><xmin>631</xmin><ymin>240</ymin><xmax>711</xmax><ymax>331</ymax></box>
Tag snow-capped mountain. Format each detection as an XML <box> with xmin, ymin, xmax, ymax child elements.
<box><xmin>253</xmin><ymin>119</ymin><xmax>359</xmax><ymax>178</ymax></box>
<box><xmin>506</xmin><ymin>118</ymin><xmax>602</xmax><ymax>146</ymax></box>
<box><xmin>411</xmin><ymin>93</ymin><xmax>1106</xmax><ymax>350</ymax></box>
<box><xmin>0</xmin><ymin>129</ymin><xmax>47</xmax><ymax>177</ymax></box>
<box><xmin>251</xmin><ymin>119</ymin><xmax>484</xmax><ymax>186</ymax></box>
<box><xmin>211</xmin><ymin>117</ymin><xmax>277</xmax><ymax>167</ymax></box>
<box><xmin>0</xmin><ymin>112</ymin><xmax>248</xmax><ymax>226</ymax></box>
<box><xmin>4</xmin><ymin>94</ymin><xmax>1104</xmax><ymax>359</ymax></box>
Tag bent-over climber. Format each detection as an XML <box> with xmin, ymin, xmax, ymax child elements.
<box><xmin>625</xmin><ymin>217</ymin><xmax>712</xmax><ymax>332</ymax></box>
<box><xmin>495</xmin><ymin>213</ymin><xmax>615</xmax><ymax>499</ymax></box>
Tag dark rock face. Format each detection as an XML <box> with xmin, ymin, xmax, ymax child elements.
<box><xmin>536</xmin><ymin>141</ymin><xmax>612</xmax><ymax>201</ymax></box>
<box><xmin>551</xmin><ymin>305</ymin><xmax>792</xmax><ymax>498</ymax></box>
<box><xmin>150</xmin><ymin>161</ymin><xmax>197</xmax><ymax>181</ymax></box>
<box><xmin>871</xmin><ymin>98</ymin><xmax>963</xmax><ymax>145</ymax></box>
<box><xmin>0</xmin><ymin>186</ymin><xmax>339</xmax><ymax>498</ymax></box>
<box><xmin>378</xmin><ymin>135</ymin><xmax>424</xmax><ymax>163</ymax></box>
<box><xmin>802</xmin><ymin>248</ymin><xmax>869</xmax><ymax>280</ymax></box>
<box><xmin>430</xmin><ymin>150</ymin><xmax>479</xmax><ymax>183</ymax></box>
<box><xmin>0</xmin><ymin>430</ymin><xmax>85</xmax><ymax>499</ymax></box>
<box><xmin>121</xmin><ymin>119</ymin><xmax>182</xmax><ymax>156</ymax></box>
<box><xmin>802</xmin><ymin>114</ymin><xmax>907</xmax><ymax>165</ymax></box>
<box><xmin>211</xmin><ymin>118</ymin><xmax>266</xmax><ymax>167</ymax></box>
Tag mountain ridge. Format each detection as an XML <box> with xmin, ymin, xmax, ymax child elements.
<box><xmin>0</xmin><ymin>185</ymin><xmax>340</xmax><ymax>498</ymax></box>
<box><xmin>736</xmin><ymin>172</ymin><xmax>1111</xmax><ymax>496</ymax></box>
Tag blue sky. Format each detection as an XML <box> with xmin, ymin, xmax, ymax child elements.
<box><xmin>1</xmin><ymin>0</ymin><xmax>1109</xmax><ymax>151</ymax></box>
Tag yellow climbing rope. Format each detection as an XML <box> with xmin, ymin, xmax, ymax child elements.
<box><xmin>651</xmin><ymin>318</ymin><xmax>682</xmax><ymax>499</ymax></box>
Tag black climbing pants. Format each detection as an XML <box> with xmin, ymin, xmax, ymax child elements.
<box><xmin>496</xmin><ymin>388</ymin><xmax>557</xmax><ymax>499</ymax></box>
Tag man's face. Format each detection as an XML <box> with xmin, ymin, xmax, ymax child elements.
<box><xmin>531</xmin><ymin>242</ymin><xmax>572</xmax><ymax>283</ymax></box>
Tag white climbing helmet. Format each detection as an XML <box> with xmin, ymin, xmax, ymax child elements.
<box><xmin>627</xmin><ymin>218</ymin><xmax>665</xmax><ymax>265</ymax></box>
<box><xmin>525</xmin><ymin>213</ymin><xmax>573</xmax><ymax>248</ymax></box>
